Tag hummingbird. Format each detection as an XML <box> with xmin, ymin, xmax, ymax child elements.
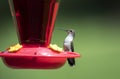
<box><xmin>63</xmin><ymin>29</ymin><xmax>75</xmax><ymax>66</ymax></box>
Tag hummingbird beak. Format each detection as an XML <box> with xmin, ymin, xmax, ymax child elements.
<box><xmin>58</xmin><ymin>28</ymin><xmax>68</xmax><ymax>32</ymax></box>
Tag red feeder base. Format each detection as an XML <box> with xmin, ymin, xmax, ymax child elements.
<box><xmin>2</xmin><ymin>56</ymin><xmax>66</xmax><ymax>69</ymax></box>
<box><xmin>0</xmin><ymin>47</ymin><xmax>80</xmax><ymax>69</ymax></box>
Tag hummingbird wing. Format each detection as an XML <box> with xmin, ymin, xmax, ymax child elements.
<box><xmin>71</xmin><ymin>41</ymin><xmax>74</xmax><ymax>52</ymax></box>
<box><xmin>67</xmin><ymin>41</ymin><xmax>75</xmax><ymax>66</ymax></box>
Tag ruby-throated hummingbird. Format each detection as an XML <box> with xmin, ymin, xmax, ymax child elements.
<box><xmin>63</xmin><ymin>29</ymin><xmax>75</xmax><ymax>66</ymax></box>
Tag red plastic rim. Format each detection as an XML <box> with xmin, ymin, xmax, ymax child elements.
<box><xmin>0</xmin><ymin>47</ymin><xmax>80</xmax><ymax>58</ymax></box>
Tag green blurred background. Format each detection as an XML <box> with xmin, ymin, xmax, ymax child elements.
<box><xmin>0</xmin><ymin>0</ymin><xmax>120</xmax><ymax>79</ymax></box>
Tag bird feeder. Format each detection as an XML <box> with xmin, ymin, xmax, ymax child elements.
<box><xmin>0</xmin><ymin>0</ymin><xmax>80</xmax><ymax>69</ymax></box>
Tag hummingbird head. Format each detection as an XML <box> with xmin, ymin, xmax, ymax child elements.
<box><xmin>58</xmin><ymin>28</ymin><xmax>75</xmax><ymax>37</ymax></box>
<box><xmin>65</xmin><ymin>29</ymin><xmax>75</xmax><ymax>37</ymax></box>
<box><xmin>65</xmin><ymin>29</ymin><xmax>74</xmax><ymax>33</ymax></box>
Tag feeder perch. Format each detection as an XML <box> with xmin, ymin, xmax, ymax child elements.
<box><xmin>0</xmin><ymin>0</ymin><xmax>80</xmax><ymax>69</ymax></box>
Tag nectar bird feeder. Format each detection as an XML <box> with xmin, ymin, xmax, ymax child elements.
<box><xmin>0</xmin><ymin>0</ymin><xmax>80</xmax><ymax>69</ymax></box>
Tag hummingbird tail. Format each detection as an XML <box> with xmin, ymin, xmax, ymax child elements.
<box><xmin>67</xmin><ymin>58</ymin><xmax>75</xmax><ymax>66</ymax></box>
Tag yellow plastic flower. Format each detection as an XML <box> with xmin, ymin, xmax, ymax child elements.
<box><xmin>48</xmin><ymin>44</ymin><xmax>63</xmax><ymax>53</ymax></box>
<box><xmin>8</xmin><ymin>43</ymin><xmax>23</xmax><ymax>53</ymax></box>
